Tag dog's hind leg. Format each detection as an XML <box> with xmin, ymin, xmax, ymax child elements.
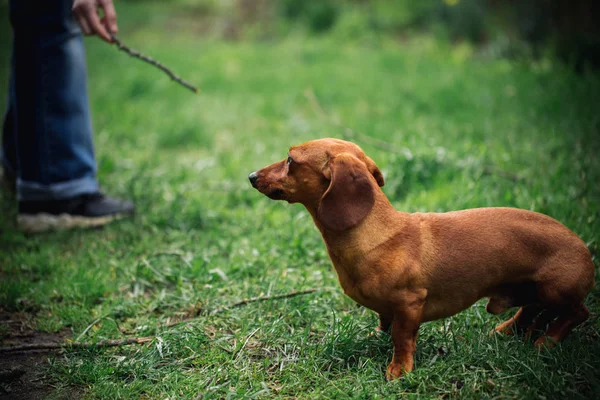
<box><xmin>492</xmin><ymin>304</ymin><xmax>543</xmax><ymax>336</ymax></box>
<box><xmin>522</xmin><ymin>308</ymin><xmax>558</xmax><ymax>341</ymax></box>
<box><xmin>534</xmin><ymin>304</ymin><xmax>589</xmax><ymax>348</ymax></box>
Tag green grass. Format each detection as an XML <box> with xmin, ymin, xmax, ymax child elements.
<box><xmin>1</xmin><ymin>1</ymin><xmax>599</xmax><ymax>398</ymax></box>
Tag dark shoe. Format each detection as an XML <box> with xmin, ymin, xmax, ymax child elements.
<box><xmin>18</xmin><ymin>192</ymin><xmax>135</xmax><ymax>233</ymax></box>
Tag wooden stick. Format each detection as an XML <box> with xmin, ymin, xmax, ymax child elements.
<box><xmin>214</xmin><ymin>288</ymin><xmax>319</xmax><ymax>314</ymax></box>
<box><xmin>111</xmin><ymin>34</ymin><xmax>199</xmax><ymax>94</ymax></box>
<box><xmin>166</xmin><ymin>288</ymin><xmax>319</xmax><ymax>328</ymax></box>
<box><xmin>0</xmin><ymin>337</ymin><xmax>153</xmax><ymax>354</ymax></box>
<box><xmin>0</xmin><ymin>290</ymin><xmax>319</xmax><ymax>352</ymax></box>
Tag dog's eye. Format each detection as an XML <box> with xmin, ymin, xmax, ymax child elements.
<box><xmin>287</xmin><ymin>156</ymin><xmax>293</xmax><ymax>165</ymax></box>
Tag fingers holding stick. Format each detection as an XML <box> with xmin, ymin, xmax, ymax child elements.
<box><xmin>100</xmin><ymin>0</ymin><xmax>119</xmax><ymax>34</ymax></box>
<box><xmin>73</xmin><ymin>0</ymin><xmax>198</xmax><ymax>94</ymax></box>
<box><xmin>72</xmin><ymin>0</ymin><xmax>117</xmax><ymax>43</ymax></box>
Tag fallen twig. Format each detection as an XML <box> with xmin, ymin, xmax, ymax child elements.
<box><xmin>214</xmin><ymin>288</ymin><xmax>319</xmax><ymax>314</ymax></box>
<box><xmin>166</xmin><ymin>288</ymin><xmax>319</xmax><ymax>328</ymax></box>
<box><xmin>111</xmin><ymin>34</ymin><xmax>199</xmax><ymax>94</ymax></box>
<box><xmin>1</xmin><ymin>290</ymin><xmax>320</xmax><ymax>352</ymax></box>
<box><xmin>0</xmin><ymin>337</ymin><xmax>153</xmax><ymax>354</ymax></box>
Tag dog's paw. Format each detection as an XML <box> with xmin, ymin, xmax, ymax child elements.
<box><xmin>385</xmin><ymin>363</ymin><xmax>406</xmax><ymax>381</ymax></box>
<box><xmin>491</xmin><ymin>321</ymin><xmax>517</xmax><ymax>337</ymax></box>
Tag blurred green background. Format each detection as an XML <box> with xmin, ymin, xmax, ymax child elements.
<box><xmin>115</xmin><ymin>0</ymin><xmax>600</xmax><ymax>68</ymax></box>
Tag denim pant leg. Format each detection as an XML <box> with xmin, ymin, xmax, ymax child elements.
<box><xmin>1</xmin><ymin>47</ymin><xmax>17</xmax><ymax>178</ymax></box>
<box><xmin>4</xmin><ymin>0</ymin><xmax>99</xmax><ymax>201</ymax></box>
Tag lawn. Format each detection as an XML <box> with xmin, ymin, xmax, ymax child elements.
<box><xmin>1</xmin><ymin>1</ymin><xmax>599</xmax><ymax>399</ymax></box>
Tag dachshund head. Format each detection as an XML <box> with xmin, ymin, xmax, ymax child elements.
<box><xmin>249</xmin><ymin>138</ymin><xmax>384</xmax><ymax>231</ymax></box>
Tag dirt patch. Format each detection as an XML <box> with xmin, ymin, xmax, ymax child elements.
<box><xmin>0</xmin><ymin>311</ymin><xmax>81</xmax><ymax>399</ymax></box>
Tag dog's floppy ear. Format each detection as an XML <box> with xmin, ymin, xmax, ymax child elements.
<box><xmin>318</xmin><ymin>154</ymin><xmax>375</xmax><ymax>232</ymax></box>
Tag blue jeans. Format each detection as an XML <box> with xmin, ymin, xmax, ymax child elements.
<box><xmin>2</xmin><ymin>0</ymin><xmax>99</xmax><ymax>201</ymax></box>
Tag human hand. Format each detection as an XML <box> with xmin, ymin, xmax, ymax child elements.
<box><xmin>72</xmin><ymin>0</ymin><xmax>118</xmax><ymax>43</ymax></box>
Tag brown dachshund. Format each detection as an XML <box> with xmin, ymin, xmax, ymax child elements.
<box><xmin>248</xmin><ymin>138</ymin><xmax>594</xmax><ymax>380</ymax></box>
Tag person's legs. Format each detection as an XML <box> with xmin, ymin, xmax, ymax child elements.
<box><xmin>4</xmin><ymin>0</ymin><xmax>134</xmax><ymax>232</ymax></box>
<box><xmin>10</xmin><ymin>0</ymin><xmax>98</xmax><ymax>200</ymax></box>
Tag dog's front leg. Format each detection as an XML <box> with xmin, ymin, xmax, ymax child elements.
<box><xmin>386</xmin><ymin>305</ymin><xmax>423</xmax><ymax>380</ymax></box>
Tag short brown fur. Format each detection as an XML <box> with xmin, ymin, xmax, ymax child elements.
<box><xmin>249</xmin><ymin>138</ymin><xmax>594</xmax><ymax>380</ymax></box>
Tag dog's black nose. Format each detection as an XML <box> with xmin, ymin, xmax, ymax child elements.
<box><xmin>248</xmin><ymin>171</ymin><xmax>258</xmax><ymax>187</ymax></box>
